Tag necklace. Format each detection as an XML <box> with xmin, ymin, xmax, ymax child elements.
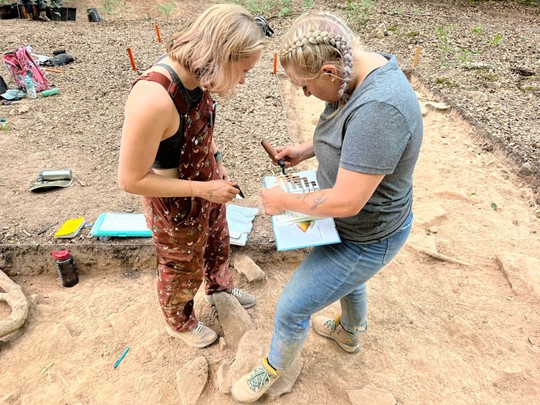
<box><xmin>180</xmin><ymin>85</ymin><xmax>202</xmax><ymax>107</ymax></box>
<box><xmin>156</xmin><ymin>62</ymin><xmax>202</xmax><ymax>107</ymax></box>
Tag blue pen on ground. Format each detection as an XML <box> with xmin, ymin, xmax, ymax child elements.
<box><xmin>114</xmin><ymin>346</ymin><xmax>130</xmax><ymax>369</ymax></box>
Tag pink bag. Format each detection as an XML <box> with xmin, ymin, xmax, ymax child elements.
<box><xmin>2</xmin><ymin>47</ymin><xmax>49</xmax><ymax>92</ymax></box>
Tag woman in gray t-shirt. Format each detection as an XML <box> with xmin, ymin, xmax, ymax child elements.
<box><xmin>232</xmin><ymin>12</ymin><xmax>423</xmax><ymax>403</ymax></box>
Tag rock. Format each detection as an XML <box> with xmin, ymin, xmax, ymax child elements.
<box><xmin>445</xmin><ymin>316</ymin><xmax>488</xmax><ymax>353</ymax></box>
<box><xmin>233</xmin><ymin>254</ymin><xmax>267</xmax><ymax>283</ymax></box>
<box><xmin>267</xmin><ymin>354</ymin><xmax>304</xmax><ymax>399</ymax></box>
<box><xmin>460</xmin><ymin>62</ymin><xmax>495</xmax><ymax>70</ymax></box>
<box><xmin>176</xmin><ymin>356</ymin><xmax>208</xmax><ymax>405</ymax></box>
<box><xmin>425</xmin><ymin>101</ymin><xmax>450</xmax><ymax>111</ymax></box>
<box><xmin>496</xmin><ymin>252</ymin><xmax>540</xmax><ymax>302</ymax></box>
<box><xmin>226</xmin><ymin>330</ymin><xmax>271</xmax><ymax>393</ymax></box>
<box><xmin>226</xmin><ymin>330</ymin><xmax>304</xmax><ymax>400</ymax></box>
<box><xmin>517</xmin><ymin>162</ymin><xmax>534</xmax><ymax>177</ymax></box>
<box><xmin>413</xmin><ymin>204</ymin><xmax>447</xmax><ymax>228</ymax></box>
<box><xmin>212</xmin><ymin>292</ymin><xmax>253</xmax><ymax>346</ymax></box>
<box><xmin>217</xmin><ymin>359</ymin><xmax>233</xmax><ymax>394</ymax></box>
<box><xmin>219</xmin><ymin>336</ymin><xmax>227</xmax><ymax>351</ymax></box>
<box><xmin>347</xmin><ymin>383</ymin><xmax>397</xmax><ymax>405</ymax></box>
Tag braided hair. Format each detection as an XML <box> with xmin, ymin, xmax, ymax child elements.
<box><xmin>280</xmin><ymin>13</ymin><xmax>357</xmax><ymax>104</ymax></box>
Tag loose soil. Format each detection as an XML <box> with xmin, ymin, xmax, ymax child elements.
<box><xmin>1</xmin><ymin>1</ymin><xmax>539</xmax><ymax>404</ymax></box>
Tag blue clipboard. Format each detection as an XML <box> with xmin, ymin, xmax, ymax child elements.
<box><xmin>90</xmin><ymin>213</ymin><xmax>152</xmax><ymax>238</ymax></box>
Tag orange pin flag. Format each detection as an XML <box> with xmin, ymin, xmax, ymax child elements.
<box><xmin>155</xmin><ymin>24</ymin><xmax>162</xmax><ymax>43</ymax></box>
<box><xmin>273</xmin><ymin>52</ymin><xmax>277</xmax><ymax>75</ymax></box>
<box><xmin>413</xmin><ymin>46</ymin><xmax>421</xmax><ymax>69</ymax></box>
<box><xmin>127</xmin><ymin>48</ymin><xmax>138</xmax><ymax>72</ymax></box>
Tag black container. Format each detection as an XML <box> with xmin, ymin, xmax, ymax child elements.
<box><xmin>47</xmin><ymin>6</ymin><xmax>76</xmax><ymax>21</ymax></box>
<box><xmin>50</xmin><ymin>250</ymin><xmax>79</xmax><ymax>287</ymax></box>
<box><xmin>66</xmin><ymin>7</ymin><xmax>76</xmax><ymax>21</ymax></box>
<box><xmin>87</xmin><ymin>7</ymin><xmax>101</xmax><ymax>22</ymax></box>
<box><xmin>0</xmin><ymin>4</ymin><xmax>18</xmax><ymax>20</ymax></box>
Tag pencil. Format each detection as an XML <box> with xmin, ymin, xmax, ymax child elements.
<box><xmin>114</xmin><ymin>346</ymin><xmax>130</xmax><ymax>369</ymax></box>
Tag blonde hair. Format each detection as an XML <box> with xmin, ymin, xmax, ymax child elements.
<box><xmin>166</xmin><ymin>4</ymin><xmax>268</xmax><ymax>96</ymax></box>
<box><xmin>280</xmin><ymin>12</ymin><xmax>358</xmax><ymax>104</ymax></box>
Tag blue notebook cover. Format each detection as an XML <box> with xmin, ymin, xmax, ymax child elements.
<box><xmin>90</xmin><ymin>213</ymin><xmax>152</xmax><ymax>237</ymax></box>
<box><xmin>262</xmin><ymin>170</ymin><xmax>341</xmax><ymax>251</ymax></box>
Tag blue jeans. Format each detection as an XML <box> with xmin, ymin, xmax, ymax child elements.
<box><xmin>268</xmin><ymin>213</ymin><xmax>413</xmax><ymax>370</ymax></box>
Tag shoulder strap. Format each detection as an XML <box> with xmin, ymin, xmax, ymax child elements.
<box><xmin>155</xmin><ymin>63</ymin><xmax>182</xmax><ymax>87</ymax></box>
<box><xmin>132</xmin><ymin>71</ymin><xmax>188</xmax><ymax>114</ymax></box>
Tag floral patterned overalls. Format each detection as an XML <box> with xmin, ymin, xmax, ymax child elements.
<box><xmin>133</xmin><ymin>71</ymin><xmax>234</xmax><ymax>333</ymax></box>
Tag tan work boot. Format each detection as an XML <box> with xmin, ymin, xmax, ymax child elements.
<box><xmin>206</xmin><ymin>287</ymin><xmax>256</xmax><ymax>309</ymax></box>
<box><xmin>39</xmin><ymin>10</ymin><xmax>50</xmax><ymax>22</ymax></box>
<box><xmin>165</xmin><ymin>322</ymin><xmax>217</xmax><ymax>348</ymax></box>
<box><xmin>231</xmin><ymin>357</ymin><xmax>280</xmax><ymax>403</ymax></box>
<box><xmin>312</xmin><ymin>314</ymin><xmax>360</xmax><ymax>353</ymax></box>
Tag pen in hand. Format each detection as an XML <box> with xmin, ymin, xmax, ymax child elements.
<box><xmin>233</xmin><ymin>184</ymin><xmax>245</xmax><ymax>199</ymax></box>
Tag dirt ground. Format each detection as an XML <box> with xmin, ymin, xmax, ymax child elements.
<box><xmin>1</xmin><ymin>1</ymin><xmax>540</xmax><ymax>404</ymax></box>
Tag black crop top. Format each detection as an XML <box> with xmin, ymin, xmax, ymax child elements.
<box><xmin>152</xmin><ymin>63</ymin><xmax>202</xmax><ymax>169</ymax></box>
<box><xmin>153</xmin><ymin>125</ymin><xmax>185</xmax><ymax>169</ymax></box>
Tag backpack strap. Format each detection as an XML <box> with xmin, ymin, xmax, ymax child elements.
<box><xmin>132</xmin><ymin>71</ymin><xmax>188</xmax><ymax>115</ymax></box>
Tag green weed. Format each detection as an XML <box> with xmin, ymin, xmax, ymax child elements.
<box><xmin>156</xmin><ymin>0</ymin><xmax>176</xmax><ymax>18</ymax></box>
<box><xmin>303</xmin><ymin>0</ymin><xmax>314</xmax><ymax>10</ymax></box>
<box><xmin>492</xmin><ymin>34</ymin><xmax>503</xmax><ymax>46</ymax></box>
<box><xmin>102</xmin><ymin>0</ymin><xmax>122</xmax><ymax>16</ymax></box>
<box><xmin>346</xmin><ymin>0</ymin><xmax>374</xmax><ymax>27</ymax></box>
<box><xmin>435</xmin><ymin>77</ymin><xmax>458</xmax><ymax>88</ymax></box>
<box><xmin>233</xmin><ymin>0</ymin><xmax>272</xmax><ymax>16</ymax></box>
<box><xmin>278</xmin><ymin>0</ymin><xmax>292</xmax><ymax>17</ymax></box>
<box><xmin>472</xmin><ymin>24</ymin><xmax>484</xmax><ymax>34</ymax></box>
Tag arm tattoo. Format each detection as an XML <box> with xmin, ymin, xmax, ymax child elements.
<box><xmin>310</xmin><ymin>194</ymin><xmax>327</xmax><ymax>211</ymax></box>
<box><xmin>294</xmin><ymin>192</ymin><xmax>328</xmax><ymax>211</ymax></box>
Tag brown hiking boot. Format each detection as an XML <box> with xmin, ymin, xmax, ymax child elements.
<box><xmin>39</xmin><ymin>11</ymin><xmax>50</xmax><ymax>22</ymax></box>
<box><xmin>312</xmin><ymin>314</ymin><xmax>360</xmax><ymax>353</ymax></box>
<box><xmin>231</xmin><ymin>357</ymin><xmax>280</xmax><ymax>403</ymax></box>
<box><xmin>165</xmin><ymin>322</ymin><xmax>217</xmax><ymax>348</ymax></box>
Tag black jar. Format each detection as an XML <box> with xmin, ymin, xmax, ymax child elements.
<box><xmin>50</xmin><ymin>250</ymin><xmax>79</xmax><ymax>287</ymax></box>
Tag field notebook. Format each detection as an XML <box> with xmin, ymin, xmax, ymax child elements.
<box><xmin>262</xmin><ymin>170</ymin><xmax>341</xmax><ymax>251</ymax></box>
<box><xmin>54</xmin><ymin>216</ymin><xmax>86</xmax><ymax>238</ymax></box>
<box><xmin>90</xmin><ymin>213</ymin><xmax>152</xmax><ymax>237</ymax></box>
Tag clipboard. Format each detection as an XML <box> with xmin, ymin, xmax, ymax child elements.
<box><xmin>90</xmin><ymin>213</ymin><xmax>152</xmax><ymax>238</ymax></box>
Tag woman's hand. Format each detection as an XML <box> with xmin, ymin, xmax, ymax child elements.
<box><xmin>261</xmin><ymin>186</ymin><xmax>288</xmax><ymax>215</ymax></box>
<box><xmin>197</xmin><ymin>180</ymin><xmax>239</xmax><ymax>204</ymax></box>
<box><xmin>216</xmin><ymin>162</ymin><xmax>229</xmax><ymax>181</ymax></box>
<box><xmin>274</xmin><ymin>141</ymin><xmax>314</xmax><ymax>169</ymax></box>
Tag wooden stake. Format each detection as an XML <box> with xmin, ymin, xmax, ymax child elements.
<box><xmin>413</xmin><ymin>46</ymin><xmax>421</xmax><ymax>69</ymax></box>
<box><xmin>43</xmin><ymin>67</ymin><xmax>63</xmax><ymax>74</ymax></box>
<box><xmin>273</xmin><ymin>52</ymin><xmax>277</xmax><ymax>75</ymax></box>
<box><xmin>155</xmin><ymin>24</ymin><xmax>162</xmax><ymax>43</ymax></box>
<box><xmin>127</xmin><ymin>48</ymin><xmax>138</xmax><ymax>72</ymax></box>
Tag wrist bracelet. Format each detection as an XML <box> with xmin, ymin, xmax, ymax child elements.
<box><xmin>214</xmin><ymin>151</ymin><xmax>223</xmax><ymax>163</ymax></box>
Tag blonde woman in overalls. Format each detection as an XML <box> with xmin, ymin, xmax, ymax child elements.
<box><xmin>119</xmin><ymin>4</ymin><xmax>272</xmax><ymax>349</ymax></box>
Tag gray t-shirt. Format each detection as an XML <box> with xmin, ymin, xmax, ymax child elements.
<box><xmin>314</xmin><ymin>53</ymin><xmax>423</xmax><ymax>243</ymax></box>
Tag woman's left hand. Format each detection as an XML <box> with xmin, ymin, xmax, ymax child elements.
<box><xmin>216</xmin><ymin>162</ymin><xmax>229</xmax><ymax>181</ymax></box>
<box><xmin>261</xmin><ymin>186</ymin><xmax>288</xmax><ymax>215</ymax></box>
